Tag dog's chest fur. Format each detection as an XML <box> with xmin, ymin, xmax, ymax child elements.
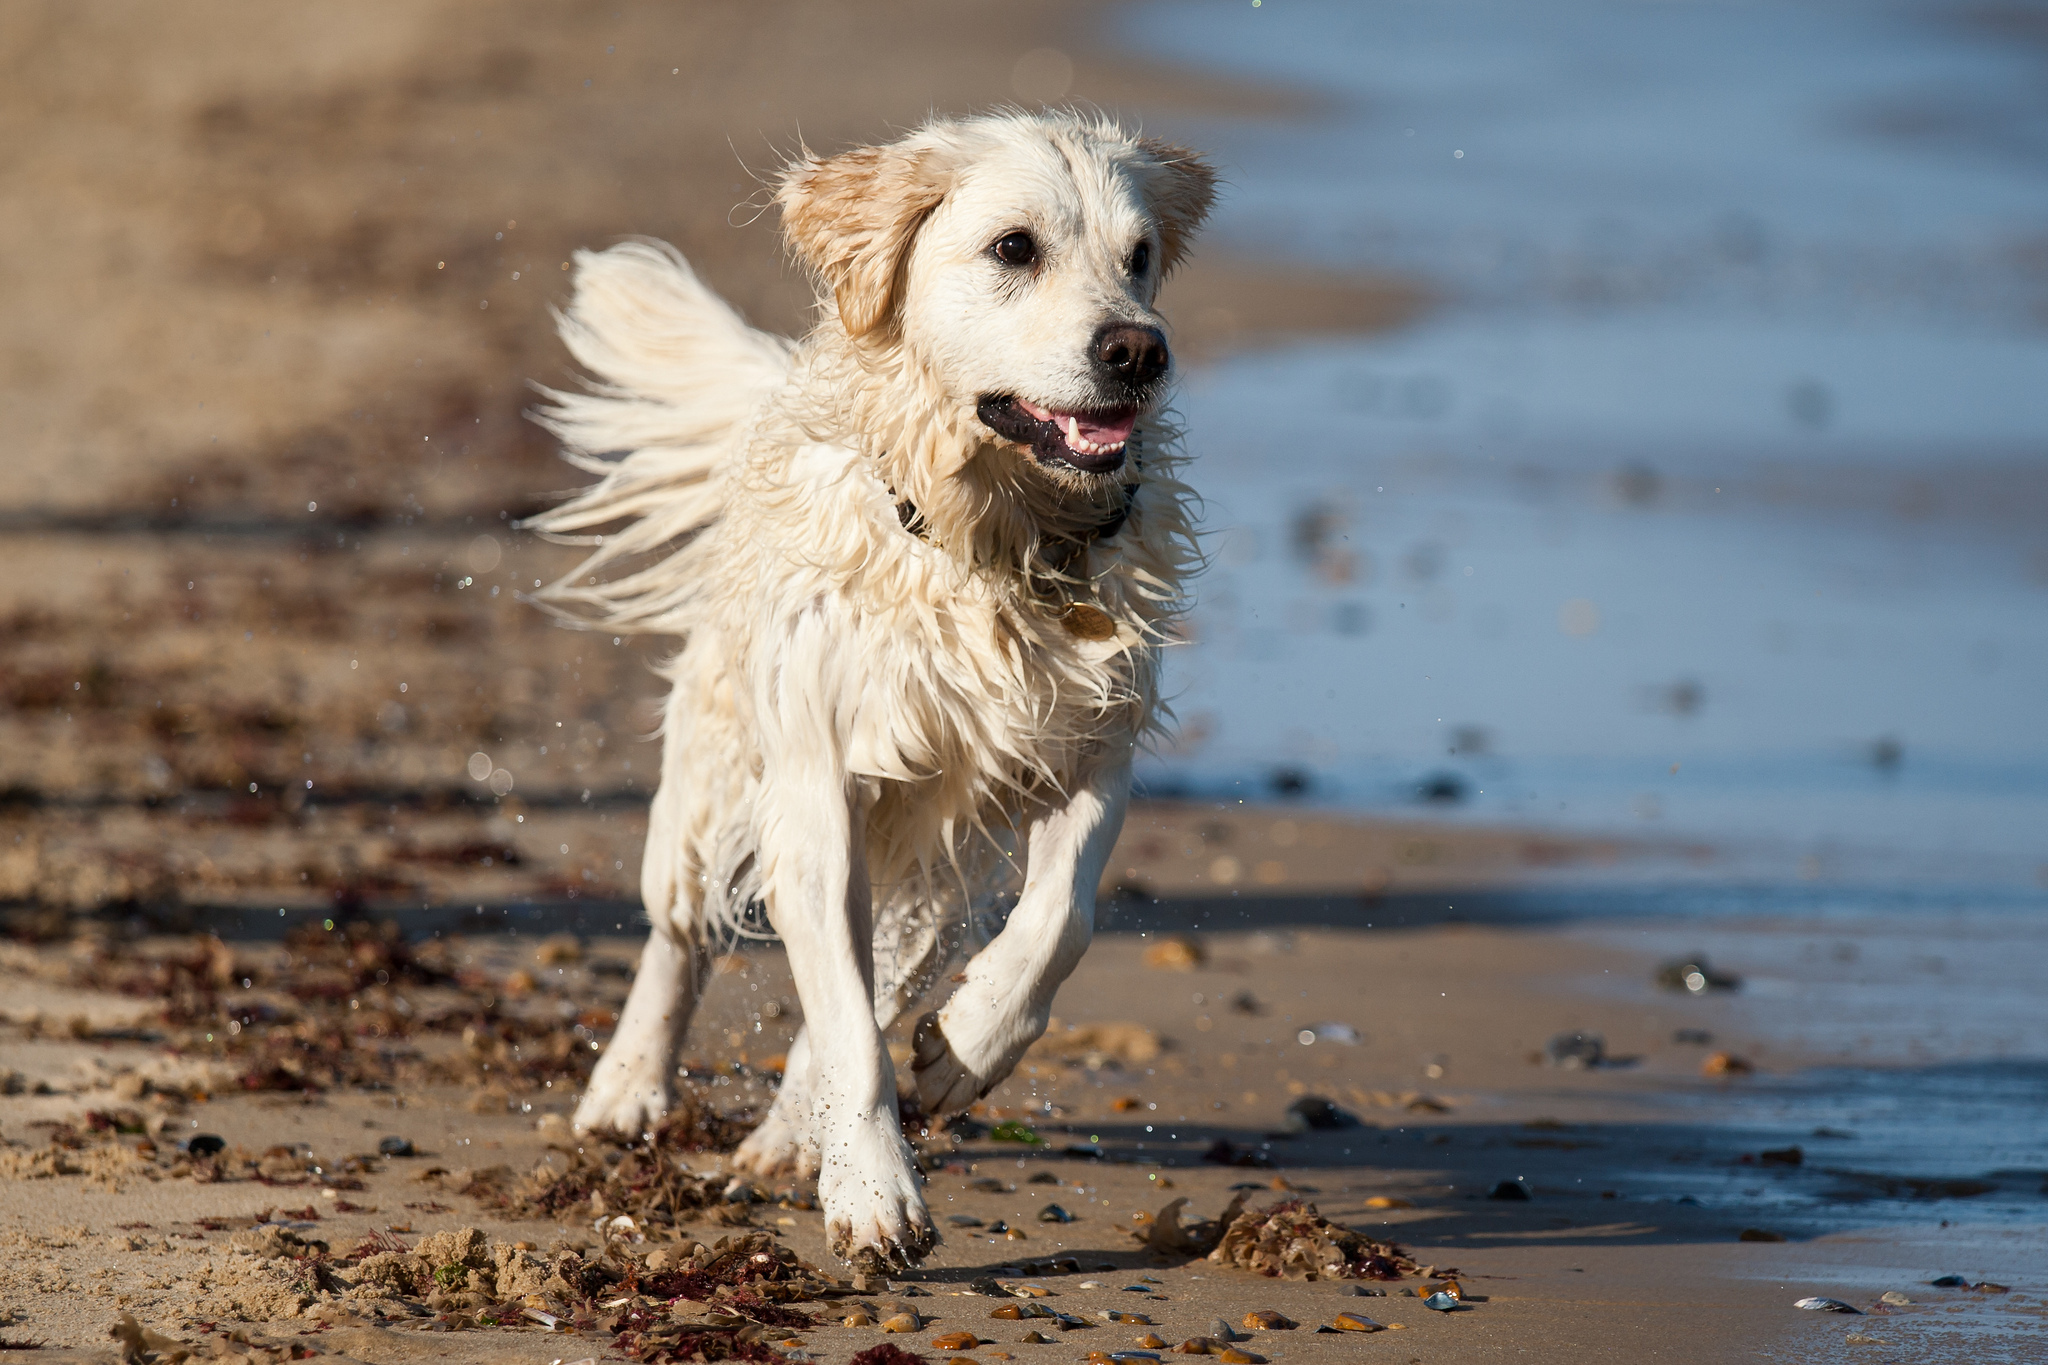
<box><xmin>698</xmin><ymin>429</ymin><xmax>1167</xmax><ymax>807</ymax></box>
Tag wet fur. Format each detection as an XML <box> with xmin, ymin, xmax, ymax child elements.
<box><xmin>525</xmin><ymin>111</ymin><xmax>1212</xmax><ymax>1268</ymax></box>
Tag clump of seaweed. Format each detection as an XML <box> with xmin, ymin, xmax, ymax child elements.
<box><xmin>1207</xmin><ymin>1199</ymin><xmax>1422</xmax><ymax>1281</ymax></box>
<box><xmin>458</xmin><ymin>1108</ymin><xmax>762</xmax><ymax>1231</ymax></box>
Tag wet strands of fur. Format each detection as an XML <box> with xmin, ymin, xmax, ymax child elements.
<box><xmin>1206</xmin><ymin>1200</ymin><xmax>1421</xmax><ymax>1281</ymax></box>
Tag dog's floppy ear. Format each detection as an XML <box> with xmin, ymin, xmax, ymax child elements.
<box><xmin>1134</xmin><ymin>138</ymin><xmax>1217</xmax><ymax>274</ymax></box>
<box><xmin>778</xmin><ymin>140</ymin><xmax>950</xmax><ymax>338</ymax></box>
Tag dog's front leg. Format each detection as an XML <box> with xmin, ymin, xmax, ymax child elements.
<box><xmin>760</xmin><ymin>771</ymin><xmax>934</xmax><ymax>1270</ymax></box>
<box><xmin>913</xmin><ymin>737</ymin><xmax>1132</xmax><ymax>1117</ymax></box>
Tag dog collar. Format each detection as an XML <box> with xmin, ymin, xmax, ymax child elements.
<box><xmin>892</xmin><ymin>485</ymin><xmax>1133</xmax><ymax>546</ymax></box>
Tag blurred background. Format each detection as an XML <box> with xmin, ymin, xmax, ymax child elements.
<box><xmin>1</xmin><ymin>0</ymin><xmax>2044</xmax><ymax>926</ymax></box>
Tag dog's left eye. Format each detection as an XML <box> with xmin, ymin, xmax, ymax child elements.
<box><xmin>992</xmin><ymin>231</ymin><xmax>1038</xmax><ymax>267</ymax></box>
<box><xmin>1130</xmin><ymin>240</ymin><xmax>1151</xmax><ymax>277</ymax></box>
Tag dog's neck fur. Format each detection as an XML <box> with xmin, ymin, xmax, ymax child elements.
<box><xmin>796</xmin><ymin>319</ymin><xmax>1139</xmax><ymax>589</ymax></box>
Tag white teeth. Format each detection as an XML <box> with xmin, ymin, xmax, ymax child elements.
<box><xmin>1057</xmin><ymin>413</ymin><xmax>1125</xmax><ymax>458</ymax></box>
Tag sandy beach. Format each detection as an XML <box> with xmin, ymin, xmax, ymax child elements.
<box><xmin>1</xmin><ymin>2</ymin><xmax>2043</xmax><ymax>1362</ymax></box>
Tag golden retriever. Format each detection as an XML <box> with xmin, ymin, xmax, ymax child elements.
<box><xmin>526</xmin><ymin>111</ymin><xmax>1213</xmax><ymax>1270</ymax></box>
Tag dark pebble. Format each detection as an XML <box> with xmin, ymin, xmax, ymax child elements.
<box><xmin>185</xmin><ymin>1134</ymin><xmax>227</xmax><ymax>1157</ymax></box>
<box><xmin>1038</xmin><ymin>1204</ymin><xmax>1075</xmax><ymax>1223</ymax></box>
<box><xmin>1283</xmin><ymin>1096</ymin><xmax>1360</xmax><ymax>1132</ymax></box>
<box><xmin>1544</xmin><ymin>1031</ymin><xmax>1605</xmax><ymax>1069</ymax></box>
<box><xmin>1486</xmin><ymin>1180</ymin><xmax>1531</xmax><ymax>1201</ymax></box>
<box><xmin>378</xmin><ymin>1136</ymin><xmax>415</xmax><ymax>1157</ymax></box>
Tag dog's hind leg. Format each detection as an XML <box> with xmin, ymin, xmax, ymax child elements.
<box><xmin>730</xmin><ymin>1025</ymin><xmax>817</xmax><ymax>1178</ymax></box>
<box><xmin>733</xmin><ymin>899</ymin><xmax>944</xmax><ymax>1180</ymax></box>
<box><xmin>912</xmin><ymin>737</ymin><xmax>1132</xmax><ymax>1118</ymax></box>
<box><xmin>574</xmin><ymin>783</ymin><xmax>707</xmax><ymax>1135</ymax></box>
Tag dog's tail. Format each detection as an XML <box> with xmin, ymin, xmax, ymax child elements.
<box><xmin>524</xmin><ymin>239</ymin><xmax>793</xmax><ymax>631</ymax></box>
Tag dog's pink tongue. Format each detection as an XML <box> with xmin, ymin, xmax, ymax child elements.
<box><xmin>1073</xmin><ymin>408</ymin><xmax>1138</xmax><ymax>447</ymax></box>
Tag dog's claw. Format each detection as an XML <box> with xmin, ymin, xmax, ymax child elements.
<box><xmin>731</xmin><ymin>1103</ymin><xmax>819</xmax><ymax>1179</ymax></box>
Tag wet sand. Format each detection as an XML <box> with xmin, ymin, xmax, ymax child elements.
<box><xmin>4</xmin><ymin>911</ymin><xmax>2042</xmax><ymax>1363</ymax></box>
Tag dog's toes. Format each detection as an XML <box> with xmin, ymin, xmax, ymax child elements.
<box><xmin>732</xmin><ymin>1111</ymin><xmax>817</xmax><ymax>1179</ymax></box>
<box><xmin>818</xmin><ymin>1115</ymin><xmax>935</xmax><ymax>1269</ymax></box>
<box><xmin>573</xmin><ymin>1056</ymin><xmax>673</xmax><ymax>1135</ymax></box>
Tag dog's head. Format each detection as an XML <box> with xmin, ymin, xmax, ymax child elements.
<box><xmin>778</xmin><ymin>112</ymin><xmax>1214</xmax><ymax>483</ymax></box>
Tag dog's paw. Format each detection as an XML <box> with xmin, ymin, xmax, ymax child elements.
<box><xmin>909</xmin><ymin>1010</ymin><xmax>985</xmax><ymax>1118</ymax></box>
<box><xmin>572</xmin><ymin>1047</ymin><xmax>672</xmax><ymax>1136</ymax></box>
<box><xmin>817</xmin><ymin>1110</ymin><xmax>935</xmax><ymax>1269</ymax></box>
<box><xmin>731</xmin><ymin>1104</ymin><xmax>818</xmax><ymax>1180</ymax></box>
<box><xmin>911</xmin><ymin>1005</ymin><xmax>1037</xmax><ymax>1119</ymax></box>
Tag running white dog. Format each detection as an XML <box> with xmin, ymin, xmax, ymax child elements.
<box><xmin>528</xmin><ymin>111</ymin><xmax>1213</xmax><ymax>1270</ymax></box>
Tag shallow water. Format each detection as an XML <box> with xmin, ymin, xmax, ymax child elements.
<box><xmin>1119</xmin><ymin>0</ymin><xmax>2048</xmax><ymax>883</ymax></box>
<box><xmin>1558</xmin><ymin>906</ymin><xmax>2048</xmax><ymax>1230</ymax></box>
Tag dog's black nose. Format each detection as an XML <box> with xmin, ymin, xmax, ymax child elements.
<box><xmin>1092</xmin><ymin>323</ymin><xmax>1169</xmax><ymax>388</ymax></box>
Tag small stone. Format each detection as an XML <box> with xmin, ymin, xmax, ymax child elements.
<box><xmin>1006</xmin><ymin>1227</ymin><xmax>1028</xmax><ymax>1240</ymax></box>
<box><xmin>1239</xmin><ymin>1311</ymin><xmax>1295</xmax><ymax>1331</ymax></box>
<box><xmin>1544</xmin><ymin>1031</ymin><xmax>1605</xmax><ymax>1069</ymax></box>
<box><xmin>1174</xmin><ymin>1339</ymin><xmax>1222</xmax><ymax>1355</ymax></box>
<box><xmin>1142</xmin><ymin>936</ymin><xmax>1204</xmax><ymax>970</ymax></box>
<box><xmin>377</xmin><ymin>1136</ymin><xmax>415</xmax><ymax>1157</ymax></box>
<box><xmin>1486</xmin><ymin>1180</ymin><xmax>1531</xmax><ymax>1201</ymax></box>
<box><xmin>951</xmin><ymin>1215</ymin><xmax>985</xmax><ymax>1228</ymax></box>
<box><xmin>1038</xmin><ymin>1204</ymin><xmax>1074</xmax><ymax>1223</ymax></box>
<box><xmin>989</xmin><ymin>1305</ymin><xmax>1025</xmax><ymax>1320</ymax></box>
<box><xmin>843</xmin><ymin>1313</ymin><xmax>874</xmax><ymax>1328</ymax></box>
<box><xmin>1739</xmin><ymin>1228</ymin><xmax>1785</xmax><ymax>1242</ymax></box>
<box><xmin>1879</xmin><ymin>1292</ymin><xmax>1912</xmax><ymax>1306</ymax></box>
<box><xmin>1134</xmin><ymin>1335</ymin><xmax>1167</xmax><ymax>1349</ymax></box>
<box><xmin>1099</xmin><ymin>1310</ymin><xmax>1153</xmax><ymax>1325</ymax></box>
<box><xmin>1702</xmin><ymin>1051</ymin><xmax>1754</xmax><ymax>1077</ymax></box>
<box><xmin>1216</xmin><ymin>1352</ymin><xmax>1264</xmax><ymax>1364</ymax></box>
<box><xmin>1018</xmin><ymin>1331</ymin><xmax>1052</xmax><ymax>1344</ymax></box>
<box><xmin>1793</xmin><ymin>1298</ymin><xmax>1860</xmax><ymax>1314</ymax></box>
<box><xmin>534</xmin><ymin>934</ymin><xmax>583</xmax><ymax>965</ymax></box>
<box><xmin>932</xmin><ymin>1331</ymin><xmax>980</xmax><ymax>1350</ymax></box>
<box><xmin>1361</xmin><ymin>1196</ymin><xmax>1412</xmax><ymax>1210</ymax></box>
<box><xmin>1205</xmin><ymin>1319</ymin><xmax>1242</xmax><ymax>1342</ymax></box>
<box><xmin>882</xmin><ymin>1313</ymin><xmax>922</xmax><ymax>1333</ymax></box>
<box><xmin>1329</xmin><ymin>1314</ymin><xmax>1383</xmax><ymax>1333</ymax></box>
<box><xmin>1009</xmin><ymin>1284</ymin><xmax>1051</xmax><ymax>1298</ymax></box>
<box><xmin>1283</xmin><ymin>1096</ymin><xmax>1359</xmax><ymax>1132</ymax></box>
<box><xmin>186</xmin><ymin>1134</ymin><xmax>227</xmax><ymax>1157</ymax></box>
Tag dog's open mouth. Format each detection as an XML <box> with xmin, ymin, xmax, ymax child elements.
<box><xmin>977</xmin><ymin>395</ymin><xmax>1140</xmax><ymax>474</ymax></box>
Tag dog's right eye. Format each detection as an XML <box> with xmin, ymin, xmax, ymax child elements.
<box><xmin>992</xmin><ymin>231</ymin><xmax>1038</xmax><ymax>267</ymax></box>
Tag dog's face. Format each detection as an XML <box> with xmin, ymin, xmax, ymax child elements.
<box><xmin>778</xmin><ymin>114</ymin><xmax>1215</xmax><ymax>481</ymax></box>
